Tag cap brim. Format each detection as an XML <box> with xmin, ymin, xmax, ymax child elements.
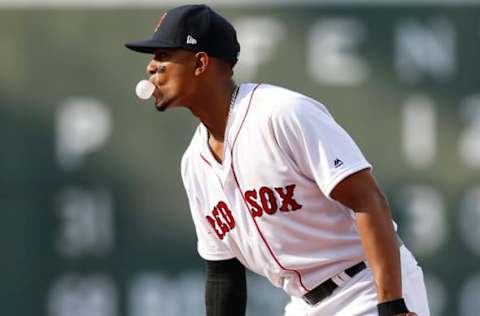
<box><xmin>124</xmin><ymin>39</ymin><xmax>180</xmax><ymax>54</ymax></box>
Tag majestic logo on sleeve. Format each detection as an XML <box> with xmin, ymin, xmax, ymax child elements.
<box><xmin>244</xmin><ymin>184</ymin><xmax>302</xmax><ymax>217</ymax></box>
<box><xmin>334</xmin><ymin>158</ymin><xmax>344</xmax><ymax>168</ymax></box>
<box><xmin>206</xmin><ymin>201</ymin><xmax>236</xmax><ymax>240</ymax></box>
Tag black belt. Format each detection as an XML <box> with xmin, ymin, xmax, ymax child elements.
<box><xmin>303</xmin><ymin>262</ymin><xmax>367</xmax><ymax>306</ymax></box>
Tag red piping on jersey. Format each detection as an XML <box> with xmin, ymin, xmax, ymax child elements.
<box><xmin>229</xmin><ymin>84</ymin><xmax>311</xmax><ymax>293</ymax></box>
<box><xmin>231</xmin><ymin>84</ymin><xmax>260</xmax><ymax>150</ymax></box>
<box><xmin>200</xmin><ymin>153</ymin><xmax>212</xmax><ymax>167</ymax></box>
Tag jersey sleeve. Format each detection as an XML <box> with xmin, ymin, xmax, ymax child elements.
<box><xmin>269</xmin><ymin>96</ymin><xmax>372</xmax><ymax>197</ymax></box>
<box><xmin>181</xmin><ymin>147</ymin><xmax>235</xmax><ymax>261</ymax></box>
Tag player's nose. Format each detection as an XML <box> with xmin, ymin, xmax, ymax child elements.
<box><xmin>146</xmin><ymin>60</ymin><xmax>159</xmax><ymax>76</ymax></box>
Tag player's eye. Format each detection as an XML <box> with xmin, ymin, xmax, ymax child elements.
<box><xmin>154</xmin><ymin>51</ymin><xmax>169</xmax><ymax>61</ymax></box>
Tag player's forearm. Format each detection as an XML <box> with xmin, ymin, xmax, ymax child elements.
<box><xmin>355</xmin><ymin>201</ymin><xmax>403</xmax><ymax>303</ymax></box>
<box><xmin>205</xmin><ymin>258</ymin><xmax>247</xmax><ymax>316</ymax></box>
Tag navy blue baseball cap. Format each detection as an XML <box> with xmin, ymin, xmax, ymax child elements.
<box><xmin>125</xmin><ymin>4</ymin><xmax>240</xmax><ymax>66</ymax></box>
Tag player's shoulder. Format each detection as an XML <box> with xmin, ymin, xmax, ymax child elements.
<box><xmin>251</xmin><ymin>83</ymin><xmax>333</xmax><ymax>123</ymax></box>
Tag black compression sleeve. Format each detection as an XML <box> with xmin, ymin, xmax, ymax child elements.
<box><xmin>205</xmin><ymin>258</ymin><xmax>247</xmax><ymax>316</ymax></box>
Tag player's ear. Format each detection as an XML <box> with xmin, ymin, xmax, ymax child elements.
<box><xmin>193</xmin><ymin>52</ymin><xmax>209</xmax><ymax>76</ymax></box>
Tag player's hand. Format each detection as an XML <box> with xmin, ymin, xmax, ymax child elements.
<box><xmin>394</xmin><ymin>313</ymin><xmax>417</xmax><ymax>316</ymax></box>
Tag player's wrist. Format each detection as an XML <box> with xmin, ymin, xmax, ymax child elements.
<box><xmin>377</xmin><ymin>298</ymin><xmax>409</xmax><ymax>316</ymax></box>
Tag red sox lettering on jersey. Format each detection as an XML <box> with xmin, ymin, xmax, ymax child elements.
<box><xmin>244</xmin><ymin>184</ymin><xmax>302</xmax><ymax>217</ymax></box>
<box><xmin>206</xmin><ymin>201</ymin><xmax>235</xmax><ymax>240</ymax></box>
<box><xmin>206</xmin><ymin>184</ymin><xmax>302</xmax><ymax>240</ymax></box>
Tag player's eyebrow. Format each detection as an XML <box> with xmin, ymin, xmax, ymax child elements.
<box><xmin>153</xmin><ymin>49</ymin><xmax>172</xmax><ymax>61</ymax></box>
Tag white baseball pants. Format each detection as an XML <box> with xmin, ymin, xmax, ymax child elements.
<box><xmin>284</xmin><ymin>246</ymin><xmax>431</xmax><ymax>316</ymax></box>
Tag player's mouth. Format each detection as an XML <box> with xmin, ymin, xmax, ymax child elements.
<box><xmin>153</xmin><ymin>89</ymin><xmax>168</xmax><ymax>112</ymax></box>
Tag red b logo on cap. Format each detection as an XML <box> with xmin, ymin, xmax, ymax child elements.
<box><xmin>154</xmin><ymin>13</ymin><xmax>167</xmax><ymax>32</ymax></box>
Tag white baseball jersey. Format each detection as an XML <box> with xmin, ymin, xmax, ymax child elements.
<box><xmin>181</xmin><ymin>83</ymin><xmax>372</xmax><ymax>298</ymax></box>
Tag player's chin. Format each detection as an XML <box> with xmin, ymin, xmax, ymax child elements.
<box><xmin>154</xmin><ymin>95</ymin><xmax>183</xmax><ymax>112</ymax></box>
<box><xmin>154</xmin><ymin>97</ymin><xmax>170</xmax><ymax>112</ymax></box>
<box><xmin>155</xmin><ymin>102</ymin><xmax>168</xmax><ymax>112</ymax></box>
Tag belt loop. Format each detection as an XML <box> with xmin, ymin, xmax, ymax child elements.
<box><xmin>302</xmin><ymin>262</ymin><xmax>366</xmax><ymax>306</ymax></box>
<box><xmin>331</xmin><ymin>271</ymin><xmax>351</xmax><ymax>287</ymax></box>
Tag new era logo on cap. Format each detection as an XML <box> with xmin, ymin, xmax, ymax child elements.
<box><xmin>186</xmin><ymin>35</ymin><xmax>198</xmax><ymax>45</ymax></box>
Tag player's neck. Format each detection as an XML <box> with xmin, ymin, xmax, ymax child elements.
<box><xmin>191</xmin><ymin>80</ymin><xmax>236</xmax><ymax>143</ymax></box>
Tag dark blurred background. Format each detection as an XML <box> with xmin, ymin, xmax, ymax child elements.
<box><xmin>1</xmin><ymin>0</ymin><xmax>479</xmax><ymax>315</ymax></box>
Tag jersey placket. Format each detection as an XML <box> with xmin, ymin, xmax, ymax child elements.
<box><xmin>227</xmin><ymin>83</ymin><xmax>311</xmax><ymax>293</ymax></box>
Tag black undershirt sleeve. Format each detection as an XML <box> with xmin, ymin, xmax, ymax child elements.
<box><xmin>205</xmin><ymin>258</ymin><xmax>247</xmax><ymax>316</ymax></box>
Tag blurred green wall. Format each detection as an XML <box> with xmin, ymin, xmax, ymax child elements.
<box><xmin>1</xmin><ymin>5</ymin><xmax>479</xmax><ymax>316</ymax></box>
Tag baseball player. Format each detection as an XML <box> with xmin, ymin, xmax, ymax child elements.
<box><xmin>125</xmin><ymin>4</ymin><xmax>430</xmax><ymax>316</ymax></box>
